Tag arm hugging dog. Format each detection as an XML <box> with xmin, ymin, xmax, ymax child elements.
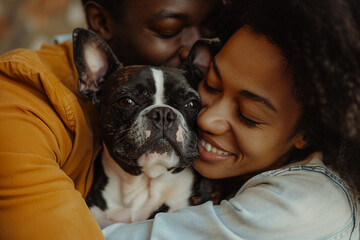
<box><xmin>72</xmin><ymin>28</ymin><xmax>220</xmax><ymax>226</ymax></box>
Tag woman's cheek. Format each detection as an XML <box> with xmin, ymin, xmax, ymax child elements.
<box><xmin>234</xmin><ymin>126</ymin><xmax>268</xmax><ymax>158</ymax></box>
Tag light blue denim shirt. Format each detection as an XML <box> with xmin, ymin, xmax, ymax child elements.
<box><xmin>102</xmin><ymin>152</ymin><xmax>359</xmax><ymax>239</ymax></box>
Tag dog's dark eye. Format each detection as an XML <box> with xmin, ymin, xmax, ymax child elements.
<box><xmin>185</xmin><ymin>100</ymin><xmax>200</xmax><ymax>109</ymax></box>
<box><xmin>119</xmin><ymin>98</ymin><xmax>135</xmax><ymax>107</ymax></box>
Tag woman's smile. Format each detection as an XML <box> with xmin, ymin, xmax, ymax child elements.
<box><xmin>198</xmin><ymin>138</ymin><xmax>235</xmax><ymax>163</ymax></box>
<box><xmin>200</xmin><ymin>139</ymin><xmax>232</xmax><ymax>156</ymax></box>
<box><xmin>193</xmin><ymin>27</ymin><xmax>306</xmax><ymax>179</ymax></box>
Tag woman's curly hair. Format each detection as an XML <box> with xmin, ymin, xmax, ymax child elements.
<box><xmin>219</xmin><ymin>0</ymin><xmax>360</xmax><ymax>196</ymax></box>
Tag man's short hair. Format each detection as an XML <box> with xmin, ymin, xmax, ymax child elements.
<box><xmin>81</xmin><ymin>0</ymin><xmax>125</xmax><ymax>18</ymax></box>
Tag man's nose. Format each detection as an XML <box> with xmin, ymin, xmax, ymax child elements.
<box><xmin>179</xmin><ymin>27</ymin><xmax>201</xmax><ymax>61</ymax></box>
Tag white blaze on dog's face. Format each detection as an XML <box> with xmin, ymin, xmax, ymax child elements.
<box><xmin>99</xmin><ymin>66</ymin><xmax>201</xmax><ymax>177</ymax></box>
<box><xmin>152</xmin><ymin>69</ymin><xmax>165</xmax><ymax>105</ymax></box>
<box><xmin>73</xmin><ymin>29</ymin><xmax>201</xmax><ymax>177</ymax></box>
<box><xmin>73</xmin><ymin>28</ymin><xmax>201</xmax><ymax>177</ymax></box>
<box><xmin>130</xmin><ymin>68</ymin><xmax>195</xmax><ymax>178</ymax></box>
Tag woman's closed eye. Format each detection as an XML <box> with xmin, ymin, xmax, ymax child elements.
<box><xmin>203</xmin><ymin>78</ymin><xmax>221</xmax><ymax>94</ymax></box>
<box><xmin>203</xmin><ymin>78</ymin><xmax>262</xmax><ymax>128</ymax></box>
<box><xmin>237</xmin><ymin>107</ymin><xmax>261</xmax><ymax>128</ymax></box>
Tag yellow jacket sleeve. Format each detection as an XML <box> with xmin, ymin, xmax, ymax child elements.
<box><xmin>0</xmin><ymin>43</ymin><xmax>104</xmax><ymax>240</ymax></box>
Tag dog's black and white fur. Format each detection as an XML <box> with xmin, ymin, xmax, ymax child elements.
<box><xmin>72</xmin><ymin>28</ymin><xmax>220</xmax><ymax>226</ymax></box>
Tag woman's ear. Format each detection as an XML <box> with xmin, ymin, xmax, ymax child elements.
<box><xmin>83</xmin><ymin>1</ymin><xmax>114</xmax><ymax>41</ymax></box>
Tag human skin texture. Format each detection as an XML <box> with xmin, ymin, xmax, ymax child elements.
<box><xmin>194</xmin><ymin>27</ymin><xmax>307</xmax><ymax>180</ymax></box>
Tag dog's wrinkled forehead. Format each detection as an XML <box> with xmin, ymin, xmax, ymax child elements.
<box><xmin>103</xmin><ymin>66</ymin><xmax>198</xmax><ymax>103</ymax></box>
<box><xmin>73</xmin><ymin>28</ymin><xmax>212</xmax><ymax>106</ymax></box>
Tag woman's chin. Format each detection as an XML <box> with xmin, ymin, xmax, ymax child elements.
<box><xmin>194</xmin><ymin>144</ymin><xmax>243</xmax><ymax>179</ymax></box>
<box><xmin>193</xmin><ymin>159</ymin><xmax>227</xmax><ymax>179</ymax></box>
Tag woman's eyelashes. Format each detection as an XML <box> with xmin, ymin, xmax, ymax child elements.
<box><xmin>236</xmin><ymin>107</ymin><xmax>261</xmax><ymax>128</ymax></box>
<box><xmin>203</xmin><ymin>78</ymin><xmax>221</xmax><ymax>93</ymax></box>
<box><xmin>203</xmin><ymin>79</ymin><xmax>261</xmax><ymax>128</ymax></box>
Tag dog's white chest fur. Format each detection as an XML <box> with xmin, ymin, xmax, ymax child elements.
<box><xmin>90</xmin><ymin>146</ymin><xmax>194</xmax><ymax>226</ymax></box>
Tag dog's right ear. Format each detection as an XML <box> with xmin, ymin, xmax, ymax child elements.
<box><xmin>183</xmin><ymin>38</ymin><xmax>221</xmax><ymax>88</ymax></box>
<box><xmin>72</xmin><ymin>28</ymin><xmax>123</xmax><ymax>105</ymax></box>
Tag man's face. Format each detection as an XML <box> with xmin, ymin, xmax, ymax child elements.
<box><xmin>109</xmin><ymin>0</ymin><xmax>220</xmax><ymax>67</ymax></box>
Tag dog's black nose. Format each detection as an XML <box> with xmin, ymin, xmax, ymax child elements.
<box><xmin>146</xmin><ymin>107</ymin><xmax>176</xmax><ymax>129</ymax></box>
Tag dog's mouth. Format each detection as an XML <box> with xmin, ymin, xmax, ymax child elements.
<box><xmin>109</xmin><ymin>135</ymin><xmax>183</xmax><ymax>163</ymax></box>
<box><xmin>105</xmin><ymin>126</ymin><xmax>198</xmax><ymax>177</ymax></box>
<box><xmin>132</xmin><ymin>137</ymin><xmax>185</xmax><ymax>178</ymax></box>
<box><xmin>142</xmin><ymin>136</ymin><xmax>182</xmax><ymax>156</ymax></box>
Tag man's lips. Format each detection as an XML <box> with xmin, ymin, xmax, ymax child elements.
<box><xmin>198</xmin><ymin>138</ymin><xmax>235</xmax><ymax>163</ymax></box>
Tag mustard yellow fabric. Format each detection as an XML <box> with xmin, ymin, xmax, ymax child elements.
<box><xmin>0</xmin><ymin>42</ymin><xmax>105</xmax><ymax>239</ymax></box>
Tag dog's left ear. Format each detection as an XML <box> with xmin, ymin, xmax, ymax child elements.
<box><xmin>72</xmin><ymin>27</ymin><xmax>123</xmax><ymax>105</ymax></box>
<box><xmin>183</xmin><ymin>38</ymin><xmax>221</xmax><ymax>88</ymax></box>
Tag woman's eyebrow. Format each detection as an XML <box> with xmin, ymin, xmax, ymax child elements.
<box><xmin>213</xmin><ymin>58</ymin><xmax>277</xmax><ymax>112</ymax></box>
<box><xmin>239</xmin><ymin>90</ymin><xmax>278</xmax><ymax>113</ymax></box>
<box><xmin>154</xmin><ymin>10</ymin><xmax>187</xmax><ymax>20</ymax></box>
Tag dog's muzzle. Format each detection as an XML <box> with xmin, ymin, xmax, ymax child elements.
<box><xmin>146</xmin><ymin>107</ymin><xmax>177</xmax><ymax>131</ymax></box>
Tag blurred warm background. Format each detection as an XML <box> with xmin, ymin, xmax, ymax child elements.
<box><xmin>0</xmin><ymin>0</ymin><xmax>86</xmax><ymax>55</ymax></box>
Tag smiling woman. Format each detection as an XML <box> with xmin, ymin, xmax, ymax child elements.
<box><xmin>102</xmin><ymin>0</ymin><xmax>360</xmax><ymax>239</ymax></box>
<box><xmin>195</xmin><ymin>27</ymin><xmax>305</xmax><ymax>179</ymax></box>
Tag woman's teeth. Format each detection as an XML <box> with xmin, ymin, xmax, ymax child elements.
<box><xmin>200</xmin><ymin>139</ymin><xmax>231</xmax><ymax>156</ymax></box>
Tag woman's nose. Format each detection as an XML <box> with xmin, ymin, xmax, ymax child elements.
<box><xmin>179</xmin><ymin>27</ymin><xmax>201</xmax><ymax>61</ymax></box>
<box><xmin>197</xmin><ymin>100</ymin><xmax>231</xmax><ymax>135</ymax></box>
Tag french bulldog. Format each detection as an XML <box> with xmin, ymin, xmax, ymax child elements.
<box><xmin>72</xmin><ymin>28</ymin><xmax>220</xmax><ymax>227</ymax></box>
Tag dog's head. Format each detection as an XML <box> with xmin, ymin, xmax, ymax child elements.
<box><xmin>73</xmin><ymin>28</ymin><xmax>208</xmax><ymax>178</ymax></box>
